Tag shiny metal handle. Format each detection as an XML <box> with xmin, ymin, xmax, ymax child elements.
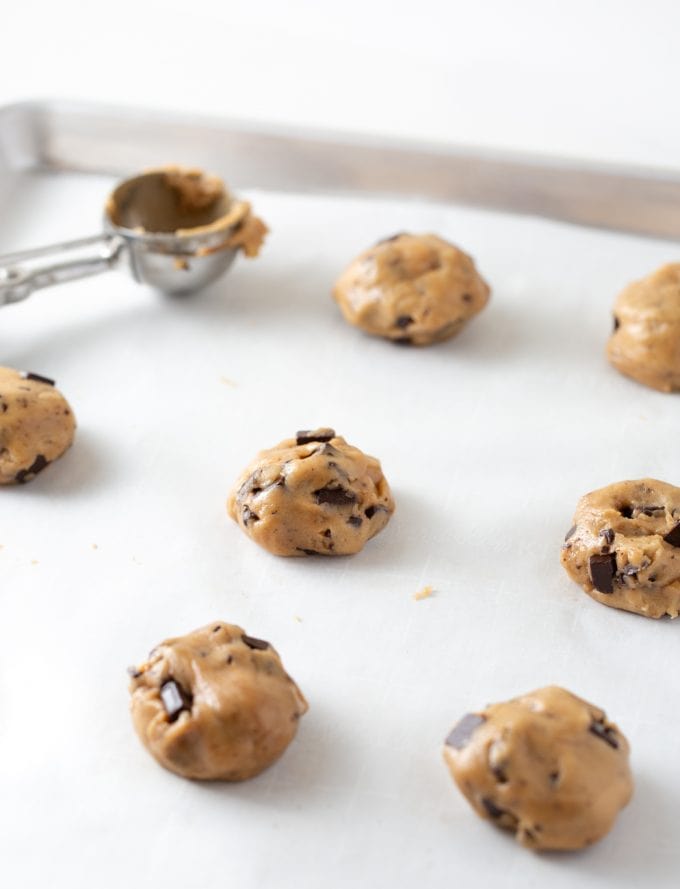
<box><xmin>0</xmin><ymin>233</ymin><xmax>126</xmax><ymax>306</ymax></box>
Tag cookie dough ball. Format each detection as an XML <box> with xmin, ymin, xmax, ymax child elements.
<box><xmin>129</xmin><ymin>621</ymin><xmax>308</xmax><ymax>781</ymax></box>
<box><xmin>607</xmin><ymin>263</ymin><xmax>680</xmax><ymax>392</ymax></box>
<box><xmin>561</xmin><ymin>478</ymin><xmax>680</xmax><ymax>618</ymax></box>
<box><xmin>227</xmin><ymin>428</ymin><xmax>395</xmax><ymax>557</ymax></box>
<box><xmin>332</xmin><ymin>233</ymin><xmax>490</xmax><ymax>345</ymax></box>
<box><xmin>443</xmin><ymin>686</ymin><xmax>633</xmax><ymax>851</ymax></box>
<box><xmin>0</xmin><ymin>368</ymin><xmax>76</xmax><ymax>485</ymax></box>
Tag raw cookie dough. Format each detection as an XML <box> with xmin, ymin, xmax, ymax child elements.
<box><xmin>227</xmin><ymin>428</ymin><xmax>395</xmax><ymax>557</ymax></box>
<box><xmin>607</xmin><ymin>263</ymin><xmax>680</xmax><ymax>392</ymax></box>
<box><xmin>561</xmin><ymin>478</ymin><xmax>680</xmax><ymax>618</ymax></box>
<box><xmin>443</xmin><ymin>686</ymin><xmax>633</xmax><ymax>851</ymax></box>
<box><xmin>0</xmin><ymin>367</ymin><xmax>76</xmax><ymax>485</ymax></box>
<box><xmin>332</xmin><ymin>233</ymin><xmax>490</xmax><ymax>345</ymax></box>
<box><xmin>129</xmin><ymin>621</ymin><xmax>307</xmax><ymax>781</ymax></box>
<box><xmin>106</xmin><ymin>166</ymin><xmax>268</xmax><ymax>258</ymax></box>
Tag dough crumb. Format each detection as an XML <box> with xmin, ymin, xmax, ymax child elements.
<box><xmin>414</xmin><ymin>584</ymin><xmax>434</xmax><ymax>601</ymax></box>
<box><xmin>294</xmin><ymin>615</ymin><xmax>303</xmax><ymax>623</ymax></box>
<box><xmin>220</xmin><ymin>376</ymin><xmax>238</xmax><ymax>388</ymax></box>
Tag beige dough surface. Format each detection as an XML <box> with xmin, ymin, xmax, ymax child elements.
<box><xmin>561</xmin><ymin>478</ymin><xmax>680</xmax><ymax>618</ymax></box>
<box><xmin>129</xmin><ymin>621</ymin><xmax>307</xmax><ymax>781</ymax></box>
<box><xmin>227</xmin><ymin>428</ymin><xmax>395</xmax><ymax>557</ymax></box>
<box><xmin>332</xmin><ymin>233</ymin><xmax>490</xmax><ymax>345</ymax></box>
<box><xmin>443</xmin><ymin>686</ymin><xmax>633</xmax><ymax>851</ymax></box>
<box><xmin>607</xmin><ymin>263</ymin><xmax>680</xmax><ymax>392</ymax></box>
<box><xmin>0</xmin><ymin>367</ymin><xmax>76</xmax><ymax>485</ymax></box>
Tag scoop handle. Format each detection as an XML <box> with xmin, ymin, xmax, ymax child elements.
<box><xmin>0</xmin><ymin>233</ymin><xmax>125</xmax><ymax>306</ymax></box>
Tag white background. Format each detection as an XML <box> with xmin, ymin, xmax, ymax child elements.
<box><xmin>2</xmin><ymin>0</ymin><xmax>680</xmax><ymax>168</ymax></box>
<box><xmin>1</xmin><ymin>4</ymin><xmax>680</xmax><ymax>889</ymax></box>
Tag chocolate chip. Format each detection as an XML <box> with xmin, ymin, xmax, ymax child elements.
<box><xmin>481</xmin><ymin>797</ymin><xmax>505</xmax><ymax>819</ymax></box>
<box><xmin>549</xmin><ymin>771</ymin><xmax>559</xmax><ymax>786</ymax></box>
<box><xmin>491</xmin><ymin>764</ymin><xmax>508</xmax><ymax>784</ymax></box>
<box><xmin>589</xmin><ymin>720</ymin><xmax>619</xmax><ymax>749</ymax></box>
<box><xmin>663</xmin><ymin>521</ymin><xmax>680</xmax><ymax>547</ymax></box>
<box><xmin>127</xmin><ymin>666</ymin><xmax>142</xmax><ymax>679</ymax></box>
<box><xmin>322</xmin><ymin>528</ymin><xmax>332</xmax><ymax>538</ymax></box>
<box><xmin>613</xmin><ymin>315</ymin><xmax>620</xmax><ymax>332</ymax></box>
<box><xmin>296</xmin><ymin>547</ymin><xmax>320</xmax><ymax>555</ymax></box>
<box><xmin>314</xmin><ymin>485</ymin><xmax>357</xmax><ymax>506</ymax></box>
<box><xmin>160</xmin><ymin>679</ymin><xmax>192</xmax><ymax>722</ymax></box>
<box><xmin>444</xmin><ymin>713</ymin><xmax>485</xmax><ymax>749</ymax></box>
<box><xmin>599</xmin><ymin>528</ymin><xmax>615</xmax><ymax>545</ymax></box>
<box><xmin>376</xmin><ymin>232</ymin><xmax>407</xmax><ymax>245</ymax></box>
<box><xmin>462</xmin><ymin>293</ymin><xmax>473</xmax><ymax>303</ymax></box>
<box><xmin>619</xmin><ymin>504</ymin><xmax>634</xmax><ymax>518</ymax></box>
<box><xmin>589</xmin><ymin>552</ymin><xmax>617</xmax><ymax>594</ymax></box>
<box><xmin>15</xmin><ymin>454</ymin><xmax>49</xmax><ymax>484</ymax></box>
<box><xmin>20</xmin><ymin>371</ymin><xmax>55</xmax><ymax>386</ymax></box>
<box><xmin>296</xmin><ymin>428</ymin><xmax>335</xmax><ymax>446</ymax></box>
<box><xmin>212</xmin><ymin>625</ymin><xmax>222</xmax><ymax>632</ymax></box>
<box><xmin>241</xmin><ymin>634</ymin><xmax>270</xmax><ymax>651</ymax></box>
<box><xmin>226</xmin><ymin>655</ymin><xmax>234</xmax><ymax>665</ymax></box>
<box><xmin>564</xmin><ymin>525</ymin><xmax>577</xmax><ymax>542</ymax></box>
<box><xmin>641</xmin><ymin>506</ymin><xmax>664</xmax><ymax>516</ymax></box>
<box><xmin>347</xmin><ymin>516</ymin><xmax>363</xmax><ymax>527</ymax></box>
<box><xmin>242</xmin><ymin>506</ymin><xmax>259</xmax><ymax>524</ymax></box>
<box><xmin>1</xmin><ymin>403</ymin><xmax>7</xmax><ymax>413</ymax></box>
<box><xmin>393</xmin><ymin>336</ymin><xmax>413</xmax><ymax>345</ymax></box>
<box><xmin>395</xmin><ymin>315</ymin><xmax>414</xmax><ymax>328</ymax></box>
<box><xmin>364</xmin><ymin>505</ymin><xmax>386</xmax><ymax>519</ymax></box>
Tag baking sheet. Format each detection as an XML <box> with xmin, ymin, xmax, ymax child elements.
<box><xmin>0</xmin><ymin>166</ymin><xmax>678</xmax><ymax>889</ymax></box>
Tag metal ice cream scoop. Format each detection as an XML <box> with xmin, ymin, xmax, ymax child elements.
<box><xmin>0</xmin><ymin>167</ymin><xmax>266</xmax><ymax>306</ymax></box>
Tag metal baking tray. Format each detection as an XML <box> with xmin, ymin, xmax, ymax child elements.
<box><xmin>1</xmin><ymin>101</ymin><xmax>678</xmax><ymax>889</ymax></box>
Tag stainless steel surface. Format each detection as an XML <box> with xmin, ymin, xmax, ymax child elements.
<box><xmin>0</xmin><ymin>234</ymin><xmax>124</xmax><ymax>306</ymax></box>
<box><xmin>1</xmin><ymin>100</ymin><xmax>680</xmax><ymax>243</ymax></box>
<box><xmin>0</xmin><ymin>163</ymin><xmax>239</xmax><ymax>305</ymax></box>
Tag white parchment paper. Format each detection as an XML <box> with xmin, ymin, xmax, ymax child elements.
<box><xmin>0</xmin><ymin>171</ymin><xmax>677</xmax><ymax>888</ymax></box>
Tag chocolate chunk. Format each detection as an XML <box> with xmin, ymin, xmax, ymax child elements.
<box><xmin>20</xmin><ymin>371</ymin><xmax>55</xmax><ymax>386</ymax></box>
<box><xmin>613</xmin><ymin>315</ymin><xmax>620</xmax><ymax>332</ymax></box>
<box><xmin>564</xmin><ymin>525</ymin><xmax>577</xmax><ymax>542</ymax></box>
<box><xmin>376</xmin><ymin>232</ymin><xmax>407</xmax><ymax>245</ymax></box>
<box><xmin>589</xmin><ymin>720</ymin><xmax>619</xmax><ymax>749</ymax></box>
<box><xmin>395</xmin><ymin>315</ymin><xmax>414</xmax><ymax>328</ymax></box>
<box><xmin>296</xmin><ymin>428</ymin><xmax>335</xmax><ymax>446</ymax></box>
<box><xmin>663</xmin><ymin>521</ymin><xmax>680</xmax><ymax>547</ymax></box>
<box><xmin>160</xmin><ymin>679</ymin><xmax>192</xmax><ymax>722</ymax></box>
<box><xmin>481</xmin><ymin>797</ymin><xmax>505</xmax><ymax>819</ymax></box>
<box><xmin>589</xmin><ymin>552</ymin><xmax>617</xmax><ymax>594</ymax></box>
<box><xmin>314</xmin><ymin>485</ymin><xmax>356</xmax><ymax>506</ymax></box>
<box><xmin>364</xmin><ymin>505</ymin><xmax>386</xmax><ymax>519</ymax></box>
<box><xmin>599</xmin><ymin>527</ymin><xmax>615</xmax><ymax>545</ymax></box>
<box><xmin>347</xmin><ymin>516</ymin><xmax>363</xmax><ymax>527</ymax></box>
<box><xmin>15</xmin><ymin>454</ymin><xmax>49</xmax><ymax>484</ymax></box>
<box><xmin>444</xmin><ymin>713</ymin><xmax>485</xmax><ymax>749</ymax></box>
<box><xmin>241</xmin><ymin>634</ymin><xmax>270</xmax><ymax>651</ymax></box>
<box><xmin>242</xmin><ymin>506</ymin><xmax>259</xmax><ymax>524</ymax></box>
<box><xmin>491</xmin><ymin>764</ymin><xmax>508</xmax><ymax>784</ymax></box>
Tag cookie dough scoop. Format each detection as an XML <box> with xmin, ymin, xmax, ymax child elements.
<box><xmin>443</xmin><ymin>686</ymin><xmax>633</xmax><ymax>851</ymax></box>
<box><xmin>0</xmin><ymin>166</ymin><xmax>267</xmax><ymax>305</ymax></box>
<box><xmin>0</xmin><ymin>366</ymin><xmax>75</xmax><ymax>484</ymax></box>
<box><xmin>228</xmin><ymin>428</ymin><xmax>395</xmax><ymax>556</ymax></box>
<box><xmin>129</xmin><ymin>621</ymin><xmax>308</xmax><ymax>781</ymax></box>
